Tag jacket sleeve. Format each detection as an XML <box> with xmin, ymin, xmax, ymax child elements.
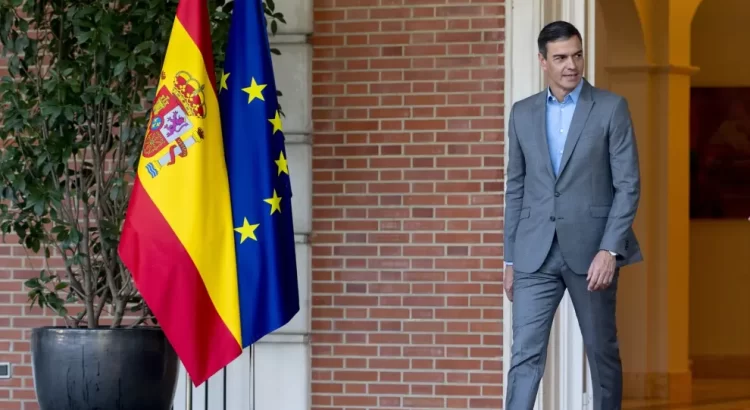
<box><xmin>504</xmin><ymin>103</ymin><xmax>525</xmax><ymax>264</ymax></box>
<box><xmin>599</xmin><ymin>97</ymin><xmax>640</xmax><ymax>256</ymax></box>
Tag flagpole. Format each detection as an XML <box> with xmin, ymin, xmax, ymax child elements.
<box><xmin>185</xmin><ymin>374</ymin><xmax>192</xmax><ymax>410</ymax></box>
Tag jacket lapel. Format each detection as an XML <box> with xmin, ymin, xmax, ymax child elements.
<box><xmin>557</xmin><ymin>80</ymin><xmax>594</xmax><ymax>180</ymax></box>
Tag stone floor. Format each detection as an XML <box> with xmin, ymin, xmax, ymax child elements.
<box><xmin>623</xmin><ymin>379</ymin><xmax>750</xmax><ymax>409</ymax></box>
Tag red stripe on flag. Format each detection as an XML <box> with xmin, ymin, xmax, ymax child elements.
<box><xmin>119</xmin><ymin>178</ymin><xmax>242</xmax><ymax>385</ymax></box>
<box><xmin>175</xmin><ymin>0</ymin><xmax>217</xmax><ymax>91</ymax></box>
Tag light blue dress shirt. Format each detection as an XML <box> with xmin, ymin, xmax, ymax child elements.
<box><xmin>546</xmin><ymin>79</ymin><xmax>583</xmax><ymax>176</ymax></box>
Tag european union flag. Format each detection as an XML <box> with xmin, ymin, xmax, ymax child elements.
<box><xmin>218</xmin><ymin>0</ymin><xmax>300</xmax><ymax>347</ymax></box>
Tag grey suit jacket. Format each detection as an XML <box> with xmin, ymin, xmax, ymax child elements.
<box><xmin>504</xmin><ymin>79</ymin><xmax>643</xmax><ymax>276</ymax></box>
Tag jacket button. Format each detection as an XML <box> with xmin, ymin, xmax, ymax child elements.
<box><xmin>550</xmin><ymin>216</ymin><xmax>556</xmax><ymax>221</ymax></box>
<box><xmin>555</xmin><ymin>192</ymin><xmax>560</xmax><ymax>197</ymax></box>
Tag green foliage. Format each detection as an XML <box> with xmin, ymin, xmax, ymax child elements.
<box><xmin>0</xmin><ymin>0</ymin><xmax>286</xmax><ymax>328</ymax></box>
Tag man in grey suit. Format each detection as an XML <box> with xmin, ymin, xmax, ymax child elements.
<box><xmin>503</xmin><ymin>21</ymin><xmax>642</xmax><ymax>410</ymax></box>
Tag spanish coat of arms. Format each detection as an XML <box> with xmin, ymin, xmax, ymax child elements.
<box><xmin>143</xmin><ymin>71</ymin><xmax>206</xmax><ymax>178</ymax></box>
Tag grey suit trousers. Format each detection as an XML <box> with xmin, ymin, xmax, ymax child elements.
<box><xmin>505</xmin><ymin>234</ymin><xmax>622</xmax><ymax>410</ymax></box>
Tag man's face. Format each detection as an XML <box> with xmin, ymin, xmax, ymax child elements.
<box><xmin>539</xmin><ymin>36</ymin><xmax>584</xmax><ymax>94</ymax></box>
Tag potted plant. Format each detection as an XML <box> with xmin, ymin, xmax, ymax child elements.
<box><xmin>0</xmin><ymin>0</ymin><xmax>285</xmax><ymax>408</ymax></box>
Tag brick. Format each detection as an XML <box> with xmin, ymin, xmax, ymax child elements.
<box><xmin>312</xmin><ymin>5</ymin><xmax>504</xmax><ymax>410</ymax></box>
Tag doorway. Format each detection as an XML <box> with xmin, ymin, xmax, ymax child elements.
<box><xmin>685</xmin><ymin>0</ymin><xmax>750</xmax><ymax>406</ymax></box>
<box><xmin>505</xmin><ymin>0</ymin><xmax>750</xmax><ymax>408</ymax></box>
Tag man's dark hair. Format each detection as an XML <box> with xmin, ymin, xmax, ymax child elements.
<box><xmin>537</xmin><ymin>21</ymin><xmax>582</xmax><ymax>58</ymax></box>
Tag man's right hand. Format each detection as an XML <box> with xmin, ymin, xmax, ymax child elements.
<box><xmin>504</xmin><ymin>265</ymin><xmax>514</xmax><ymax>302</ymax></box>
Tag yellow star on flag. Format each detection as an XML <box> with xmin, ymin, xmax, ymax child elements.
<box><xmin>268</xmin><ymin>110</ymin><xmax>283</xmax><ymax>135</ymax></box>
<box><xmin>275</xmin><ymin>151</ymin><xmax>289</xmax><ymax>176</ymax></box>
<box><xmin>242</xmin><ymin>77</ymin><xmax>266</xmax><ymax>103</ymax></box>
<box><xmin>220</xmin><ymin>70</ymin><xmax>230</xmax><ymax>93</ymax></box>
<box><xmin>264</xmin><ymin>189</ymin><xmax>282</xmax><ymax>214</ymax></box>
<box><xmin>234</xmin><ymin>218</ymin><xmax>259</xmax><ymax>243</ymax></box>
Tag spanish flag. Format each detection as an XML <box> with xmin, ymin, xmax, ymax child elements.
<box><xmin>118</xmin><ymin>0</ymin><xmax>299</xmax><ymax>386</ymax></box>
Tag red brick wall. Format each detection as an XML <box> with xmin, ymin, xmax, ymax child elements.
<box><xmin>310</xmin><ymin>0</ymin><xmax>507</xmax><ymax>407</ymax></box>
<box><xmin>0</xmin><ymin>241</ymin><xmax>53</xmax><ymax>409</ymax></box>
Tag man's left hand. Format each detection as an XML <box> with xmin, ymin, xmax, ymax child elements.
<box><xmin>587</xmin><ymin>250</ymin><xmax>616</xmax><ymax>291</ymax></box>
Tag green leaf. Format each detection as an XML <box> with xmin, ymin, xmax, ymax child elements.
<box><xmin>109</xmin><ymin>93</ymin><xmax>122</xmax><ymax>106</ymax></box>
<box><xmin>24</xmin><ymin>278</ymin><xmax>41</xmax><ymax>289</ymax></box>
<box><xmin>63</xmin><ymin>107</ymin><xmax>76</xmax><ymax>122</ymax></box>
<box><xmin>76</xmin><ymin>31</ymin><xmax>92</xmax><ymax>45</ymax></box>
<box><xmin>33</xmin><ymin>201</ymin><xmax>43</xmax><ymax>216</ymax></box>
<box><xmin>133</xmin><ymin>40</ymin><xmax>153</xmax><ymax>54</ymax></box>
<box><xmin>110</xmin><ymin>48</ymin><xmax>129</xmax><ymax>58</ymax></box>
<box><xmin>113</xmin><ymin>61</ymin><xmax>127</xmax><ymax>76</ymax></box>
<box><xmin>69</xmin><ymin>228</ymin><xmax>81</xmax><ymax>244</ymax></box>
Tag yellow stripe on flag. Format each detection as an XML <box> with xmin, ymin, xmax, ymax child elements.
<box><xmin>137</xmin><ymin>18</ymin><xmax>241</xmax><ymax>346</ymax></box>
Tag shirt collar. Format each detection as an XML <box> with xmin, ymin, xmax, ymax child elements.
<box><xmin>547</xmin><ymin>78</ymin><xmax>584</xmax><ymax>103</ymax></box>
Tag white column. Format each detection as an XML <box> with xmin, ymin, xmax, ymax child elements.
<box><xmin>250</xmin><ymin>6</ymin><xmax>314</xmax><ymax>408</ymax></box>
<box><xmin>504</xmin><ymin>1</ymin><xmax>548</xmax><ymax>409</ymax></box>
<box><xmin>504</xmin><ymin>0</ymin><xmax>594</xmax><ymax>409</ymax></box>
<box><xmin>556</xmin><ymin>1</ymin><xmax>595</xmax><ymax>409</ymax></box>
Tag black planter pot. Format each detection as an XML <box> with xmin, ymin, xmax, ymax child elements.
<box><xmin>31</xmin><ymin>326</ymin><xmax>179</xmax><ymax>410</ymax></box>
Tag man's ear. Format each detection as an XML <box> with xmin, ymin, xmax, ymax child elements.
<box><xmin>538</xmin><ymin>52</ymin><xmax>548</xmax><ymax>72</ymax></box>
